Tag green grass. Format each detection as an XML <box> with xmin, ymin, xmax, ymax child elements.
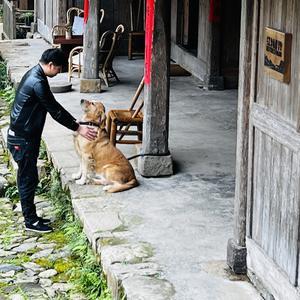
<box><xmin>0</xmin><ymin>61</ymin><xmax>15</xmax><ymax>112</ymax></box>
<box><xmin>46</xmin><ymin>170</ymin><xmax>112</xmax><ymax>299</ymax></box>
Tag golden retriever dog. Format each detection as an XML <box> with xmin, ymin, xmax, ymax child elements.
<box><xmin>72</xmin><ymin>99</ymin><xmax>138</xmax><ymax>193</ymax></box>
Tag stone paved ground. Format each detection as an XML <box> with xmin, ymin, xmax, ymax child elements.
<box><xmin>0</xmin><ymin>107</ymin><xmax>89</xmax><ymax>299</ymax></box>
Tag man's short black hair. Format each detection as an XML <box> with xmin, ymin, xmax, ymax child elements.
<box><xmin>39</xmin><ymin>48</ymin><xmax>66</xmax><ymax>66</ymax></box>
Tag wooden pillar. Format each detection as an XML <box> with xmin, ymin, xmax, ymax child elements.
<box><xmin>204</xmin><ymin>0</ymin><xmax>223</xmax><ymax>90</ymax></box>
<box><xmin>57</xmin><ymin>0</ymin><xmax>67</xmax><ymax>25</ymax></box>
<box><xmin>205</xmin><ymin>23</ymin><xmax>224</xmax><ymax>89</ymax></box>
<box><xmin>30</xmin><ymin>0</ymin><xmax>38</xmax><ymax>33</ymax></box>
<box><xmin>80</xmin><ymin>0</ymin><xmax>101</xmax><ymax>93</ymax></box>
<box><xmin>226</xmin><ymin>0</ymin><xmax>256</xmax><ymax>274</ymax></box>
<box><xmin>137</xmin><ymin>0</ymin><xmax>173</xmax><ymax>177</ymax></box>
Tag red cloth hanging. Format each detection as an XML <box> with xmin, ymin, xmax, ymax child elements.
<box><xmin>144</xmin><ymin>0</ymin><xmax>155</xmax><ymax>85</ymax></box>
<box><xmin>209</xmin><ymin>0</ymin><xmax>221</xmax><ymax>23</ymax></box>
<box><xmin>84</xmin><ymin>0</ymin><xmax>89</xmax><ymax>24</ymax></box>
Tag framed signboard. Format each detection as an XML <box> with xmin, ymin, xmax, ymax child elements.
<box><xmin>264</xmin><ymin>27</ymin><xmax>292</xmax><ymax>83</ymax></box>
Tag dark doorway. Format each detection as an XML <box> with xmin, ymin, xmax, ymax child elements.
<box><xmin>68</xmin><ymin>0</ymin><xmax>84</xmax><ymax>9</ymax></box>
<box><xmin>176</xmin><ymin>0</ymin><xmax>199</xmax><ymax>56</ymax></box>
<box><xmin>220</xmin><ymin>0</ymin><xmax>241</xmax><ymax>89</ymax></box>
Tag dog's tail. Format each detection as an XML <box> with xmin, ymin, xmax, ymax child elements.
<box><xmin>104</xmin><ymin>178</ymin><xmax>138</xmax><ymax>193</ymax></box>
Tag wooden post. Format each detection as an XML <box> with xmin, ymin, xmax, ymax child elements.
<box><xmin>57</xmin><ymin>0</ymin><xmax>67</xmax><ymax>25</ymax></box>
<box><xmin>206</xmin><ymin>23</ymin><xmax>224</xmax><ymax>89</ymax></box>
<box><xmin>80</xmin><ymin>0</ymin><xmax>101</xmax><ymax>93</ymax></box>
<box><xmin>30</xmin><ymin>0</ymin><xmax>38</xmax><ymax>33</ymax></box>
<box><xmin>205</xmin><ymin>0</ymin><xmax>223</xmax><ymax>90</ymax></box>
<box><xmin>226</xmin><ymin>0</ymin><xmax>255</xmax><ymax>274</ymax></box>
<box><xmin>137</xmin><ymin>0</ymin><xmax>173</xmax><ymax>177</ymax></box>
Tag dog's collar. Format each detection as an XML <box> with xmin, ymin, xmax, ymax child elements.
<box><xmin>79</xmin><ymin>121</ymin><xmax>101</xmax><ymax>128</ymax></box>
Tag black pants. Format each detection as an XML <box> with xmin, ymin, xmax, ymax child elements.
<box><xmin>7</xmin><ymin>134</ymin><xmax>40</xmax><ymax>225</ymax></box>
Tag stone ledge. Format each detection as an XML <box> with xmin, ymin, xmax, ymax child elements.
<box><xmin>123</xmin><ymin>276</ymin><xmax>175</xmax><ymax>300</ymax></box>
<box><xmin>70</xmin><ymin>194</ymin><xmax>175</xmax><ymax>300</ymax></box>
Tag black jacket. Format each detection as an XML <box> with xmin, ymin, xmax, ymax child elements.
<box><xmin>9</xmin><ymin>64</ymin><xmax>79</xmax><ymax>140</ymax></box>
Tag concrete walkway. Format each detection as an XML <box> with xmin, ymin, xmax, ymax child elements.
<box><xmin>0</xmin><ymin>39</ymin><xmax>261</xmax><ymax>300</ymax></box>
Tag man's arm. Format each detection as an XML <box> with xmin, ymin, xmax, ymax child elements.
<box><xmin>33</xmin><ymin>80</ymin><xmax>97</xmax><ymax>141</ymax></box>
<box><xmin>33</xmin><ymin>80</ymin><xmax>79</xmax><ymax>131</ymax></box>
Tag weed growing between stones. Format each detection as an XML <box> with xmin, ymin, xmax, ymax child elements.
<box><xmin>0</xmin><ymin>60</ymin><xmax>112</xmax><ymax>299</ymax></box>
<box><xmin>44</xmin><ymin>168</ymin><xmax>112</xmax><ymax>300</ymax></box>
<box><xmin>0</xmin><ymin>60</ymin><xmax>15</xmax><ymax>111</ymax></box>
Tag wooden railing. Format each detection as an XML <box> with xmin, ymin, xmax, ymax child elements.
<box><xmin>3</xmin><ymin>0</ymin><xmax>16</xmax><ymax>39</ymax></box>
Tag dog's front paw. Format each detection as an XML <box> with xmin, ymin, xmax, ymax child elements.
<box><xmin>72</xmin><ymin>172</ymin><xmax>82</xmax><ymax>180</ymax></box>
<box><xmin>76</xmin><ymin>178</ymin><xmax>86</xmax><ymax>185</ymax></box>
<box><xmin>103</xmin><ymin>185</ymin><xmax>113</xmax><ymax>191</ymax></box>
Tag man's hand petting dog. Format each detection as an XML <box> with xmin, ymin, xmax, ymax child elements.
<box><xmin>77</xmin><ymin>124</ymin><xmax>98</xmax><ymax>141</ymax></box>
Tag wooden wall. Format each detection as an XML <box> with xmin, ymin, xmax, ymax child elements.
<box><xmin>99</xmin><ymin>0</ymin><xmax>131</xmax><ymax>55</ymax></box>
<box><xmin>15</xmin><ymin>0</ymin><xmax>34</xmax><ymax>10</ymax></box>
<box><xmin>36</xmin><ymin>0</ymin><xmax>62</xmax><ymax>42</ymax></box>
<box><xmin>256</xmin><ymin>0</ymin><xmax>300</xmax><ymax>126</ymax></box>
<box><xmin>246</xmin><ymin>0</ymin><xmax>300</xmax><ymax>297</ymax></box>
<box><xmin>171</xmin><ymin>0</ymin><xmax>210</xmax><ymax>80</ymax></box>
<box><xmin>171</xmin><ymin>0</ymin><xmax>241</xmax><ymax>87</ymax></box>
<box><xmin>251</xmin><ymin>129</ymin><xmax>299</xmax><ymax>282</ymax></box>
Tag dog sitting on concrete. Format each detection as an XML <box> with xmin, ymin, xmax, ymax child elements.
<box><xmin>72</xmin><ymin>99</ymin><xmax>138</xmax><ymax>193</ymax></box>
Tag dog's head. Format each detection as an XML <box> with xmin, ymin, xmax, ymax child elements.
<box><xmin>80</xmin><ymin>99</ymin><xmax>106</xmax><ymax>128</ymax></box>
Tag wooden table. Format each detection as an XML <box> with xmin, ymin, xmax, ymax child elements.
<box><xmin>53</xmin><ymin>35</ymin><xmax>83</xmax><ymax>71</ymax></box>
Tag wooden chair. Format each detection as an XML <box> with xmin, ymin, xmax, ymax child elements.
<box><xmin>68</xmin><ymin>46</ymin><xmax>84</xmax><ymax>81</ymax></box>
<box><xmin>67</xmin><ymin>14</ymin><xmax>110</xmax><ymax>83</ymax></box>
<box><xmin>52</xmin><ymin>7</ymin><xmax>84</xmax><ymax>42</ymax></box>
<box><xmin>52</xmin><ymin>8</ymin><xmax>104</xmax><ymax>42</ymax></box>
<box><xmin>99</xmin><ymin>24</ymin><xmax>125</xmax><ymax>87</ymax></box>
<box><xmin>107</xmin><ymin>77</ymin><xmax>144</xmax><ymax>146</ymax></box>
<box><xmin>128</xmin><ymin>0</ymin><xmax>145</xmax><ymax>60</ymax></box>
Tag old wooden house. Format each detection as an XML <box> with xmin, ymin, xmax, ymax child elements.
<box><xmin>34</xmin><ymin>0</ymin><xmax>241</xmax><ymax>88</ymax></box>
<box><xmin>19</xmin><ymin>0</ymin><xmax>300</xmax><ymax>298</ymax></box>
<box><xmin>228</xmin><ymin>1</ymin><xmax>300</xmax><ymax>299</ymax></box>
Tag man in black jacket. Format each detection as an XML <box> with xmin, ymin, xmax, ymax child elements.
<box><xmin>7</xmin><ymin>48</ymin><xmax>97</xmax><ymax>233</ymax></box>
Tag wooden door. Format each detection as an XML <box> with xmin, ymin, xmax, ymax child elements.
<box><xmin>247</xmin><ymin>0</ymin><xmax>300</xmax><ymax>299</ymax></box>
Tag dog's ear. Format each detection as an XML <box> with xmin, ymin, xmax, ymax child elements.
<box><xmin>100</xmin><ymin>111</ymin><xmax>106</xmax><ymax>129</ymax></box>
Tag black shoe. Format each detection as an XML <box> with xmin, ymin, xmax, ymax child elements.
<box><xmin>25</xmin><ymin>220</ymin><xmax>53</xmax><ymax>233</ymax></box>
<box><xmin>37</xmin><ymin>217</ymin><xmax>51</xmax><ymax>225</ymax></box>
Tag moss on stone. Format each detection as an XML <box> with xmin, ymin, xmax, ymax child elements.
<box><xmin>3</xmin><ymin>253</ymin><xmax>31</xmax><ymax>266</ymax></box>
<box><xmin>54</xmin><ymin>258</ymin><xmax>76</xmax><ymax>273</ymax></box>
<box><xmin>34</xmin><ymin>257</ymin><xmax>54</xmax><ymax>269</ymax></box>
<box><xmin>100</xmin><ymin>237</ymin><xmax>128</xmax><ymax>247</ymax></box>
<box><xmin>0</xmin><ymin>282</ymin><xmax>9</xmax><ymax>289</ymax></box>
<box><xmin>52</xmin><ymin>272</ymin><xmax>71</xmax><ymax>283</ymax></box>
<box><xmin>43</xmin><ymin>230</ymin><xmax>67</xmax><ymax>247</ymax></box>
<box><xmin>141</xmin><ymin>242</ymin><xmax>154</xmax><ymax>258</ymax></box>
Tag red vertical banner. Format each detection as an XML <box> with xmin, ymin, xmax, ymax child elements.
<box><xmin>84</xmin><ymin>0</ymin><xmax>89</xmax><ymax>24</ymax></box>
<box><xmin>144</xmin><ymin>0</ymin><xmax>155</xmax><ymax>85</ymax></box>
<box><xmin>208</xmin><ymin>0</ymin><xmax>221</xmax><ymax>23</ymax></box>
